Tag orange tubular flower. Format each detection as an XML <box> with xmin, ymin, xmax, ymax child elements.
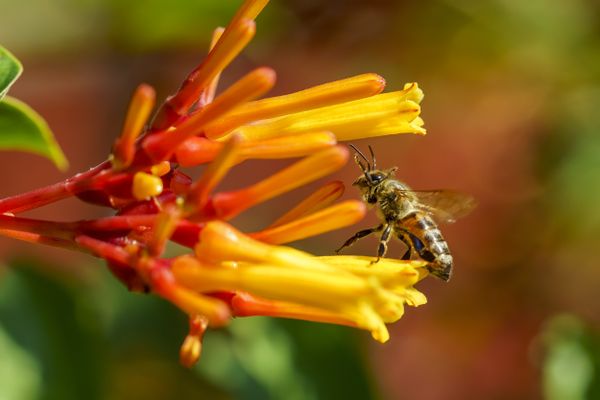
<box><xmin>0</xmin><ymin>0</ymin><xmax>429</xmax><ymax>367</ymax></box>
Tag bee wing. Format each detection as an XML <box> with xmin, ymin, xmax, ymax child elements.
<box><xmin>396</xmin><ymin>189</ymin><xmax>477</xmax><ymax>223</ymax></box>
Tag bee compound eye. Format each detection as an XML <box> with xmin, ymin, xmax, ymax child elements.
<box><xmin>369</xmin><ymin>172</ymin><xmax>384</xmax><ymax>183</ymax></box>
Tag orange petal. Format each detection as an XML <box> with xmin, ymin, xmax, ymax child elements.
<box><xmin>198</xmin><ymin>27</ymin><xmax>226</xmax><ymax>106</ymax></box>
<box><xmin>250</xmin><ymin>200</ymin><xmax>365</xmax><ymax>244</ymax></box>
<box><xmin>185</xmin><ymin>135</ymin><xmax>242</xmax><ymax>213</ymax></box>
<box><xmin>143</xmin><ymin>67</ymin><xmax>276</xmax><ymax>162</ymax></box>
<box><xmin>268</xmin><ymin>180</ymin><xmax>344</xmax><ymax>227</ymax></box>
<box><xmin>112</xmin><ymin>84</ymin><xmax>156</xmax><ymax>169</ymax></box>
<box><xmin>148</xmin><ymin>206</ymin><xmax>181</xmax><ymax>257</ymax></box>
<box><xmin>152</xmin><ymin>19</ymin><xmax>257</xmax><ymax>129</ymax></box>
<box><xmin>231</xmin><ymin>292</ymin><xmax>358</xmax><ymax>327</ymax></box>
<box><xmin>175</xmin><ymin>131</ymin><xmax>336</xmax><ymax>167</ymax></box>
<box><xmin>212</xmin><ymin>145</ymin><xmax>348</xmax><ymax>219</ymax></box>
<box><xmin>155</xmin><ymin>274</ymin><xmax>231</xmax><ymax>327</ymax></box>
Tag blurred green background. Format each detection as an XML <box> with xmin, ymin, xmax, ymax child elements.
<box><xmin>1</xmin><ymin>0</ymin><xmax>600</xmax><ymax>399</ymax></box>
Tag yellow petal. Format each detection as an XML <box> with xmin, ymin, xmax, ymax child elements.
<box><xmin>205</xmin><ymin>73</ymin><xmax>386</xmax><ymax>139</ymax></box>
<box><xmin>230</xmin><ymin>84</ymin><xmax>425</xmax><ymax>141</ymax></box>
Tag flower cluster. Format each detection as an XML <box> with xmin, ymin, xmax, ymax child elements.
<box><xmin>0</xmin><ymin>0</ymin><xmax>428</xmax><ymax>366</ymax></box>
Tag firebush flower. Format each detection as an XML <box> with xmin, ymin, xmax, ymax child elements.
<box><xmin>0</xmin><ymin>0</ymin><xmax>428</xmax><ymax>366</ymax></box>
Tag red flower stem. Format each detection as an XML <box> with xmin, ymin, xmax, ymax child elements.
<box><xmin>75</xmin><ymin>234</ymin><xmax>134</xmax><ymax>265</ymax></box>
<box><xmin>0</xmin><ymin>212</ymin><xmax>204</xmax><ymax>251</ymax></box>
<box><xmin>0</xmin><ymin>214</ymin><xmax>76</xmax><ymax>240</ymax></box>
<box><xmin>0</xmin><ymin>161</ymin><xmax>111</xmax><ymax>214</ymax></box>
<box><xmin>0</xmin><ymin>228</ymin><xmax>81</xmax><ymax>252</ymax></box>
<box><xmin>77</xmin><ymin>215</ymin><xmax>157</xmax><ymax>231</ymax></box>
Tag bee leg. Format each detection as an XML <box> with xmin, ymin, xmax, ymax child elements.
<box><xmin>399</xmin><ymin>237</ymin><xmax>414</xmax><ymax>260</ymax></box>
<box><xmin>372</xmin><ymin>224</ymin><xmax>393</xmax><ymax>264</ymax></box>
<box><xmin>335</xmin><ymin>224</ymin><xmax>383</xmax><ymax>254</ymax></box>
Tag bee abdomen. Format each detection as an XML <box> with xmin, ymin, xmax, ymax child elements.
<box><xmin>400</xmin><ymin>213</ymin><xmax>454</xmax><ymax>281</ymax></box>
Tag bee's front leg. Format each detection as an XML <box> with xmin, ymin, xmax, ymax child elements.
<box><xmin>335</xmin><ymin>224</ymin><xmax>383</xmax><ymax>254</ymax></box>
<box><xmin>372</xmin><ymin>224</ymin><xmax>393</xmax><ymax>264</ymax></box>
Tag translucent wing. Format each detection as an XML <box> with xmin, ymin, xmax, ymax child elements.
<box><xmin>396</xmin><ymin>189</ymin><xmax>477</xmax><ymax>223</ymax></box>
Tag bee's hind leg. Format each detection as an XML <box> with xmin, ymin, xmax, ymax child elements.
<box><xmin>372</xmin><ymin>224</ymin><xmax>393</xmax><ymax>264</ymax></box>
<box><xmin>335</xmin><ymin>224</ymin><xmax>383</xmax><ymax>254</ymax></box>
<box><xmin>401</xmin><ymin>248</ymin><xmax>412</xmax><ymax>260</ymax></box>
<box><xmin>398</xmin><ymin>234</ymin><xmax>414</xmax><ymax>260</ymax></box>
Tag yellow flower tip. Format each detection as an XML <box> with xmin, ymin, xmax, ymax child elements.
<box><xmin>251</xmin><ymin>200</ymin><xmax>366</xmax><ymax>245</ymax></box>
<box><xmin>231</xmin><ymin>0</ymin><xmax>270</xmax><ymax>25</ymax></box>
<box><xmin>132</xmin><ymin>172</ymin><xmax>163</xmax><ymax>200</ymax></box>
<box><xmin>403</xmin><ymin>82</ymin><xmax>424</xmax><ymax>103</ymax></box>
<box><xmin>150</xmin><ymin>161</ymin><xmax>171</xmax><ymax>177</ymax></box>
<box><xmin>403</xmin><ymin>287</ymin><xmax>428</xmax><ymax>307</ymax></box>
<box><xmin>213</xmin><ymin>145</ymin><xmax>349</xmax><ymax>219</ymax></box>
<box><xmin>179</xmin><ymin>334</ymin><xmax>202</xmax><ymax>368</ymax></box>
<box><xmin>371</xmin><ymin>323</ymin><xmax>390</xmax><ymax>343</ymax></box>
<box><xmin>179</xmin><ymin>315</ymin><xmax>209</xmax><ymax>368</ymax></box>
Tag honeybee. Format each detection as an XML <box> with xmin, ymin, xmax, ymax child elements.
<box><xmin>336</xmin><ymin>145</ymin><xmax>476</xmax><ymax>281</ymax></box>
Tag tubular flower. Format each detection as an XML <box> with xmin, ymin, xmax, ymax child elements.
<box><xmin>0</xmin><ymin>0</ymin><xmax>428</xmax><ymax>366</ymax></box>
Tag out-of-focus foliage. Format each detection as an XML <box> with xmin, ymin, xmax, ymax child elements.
<box><xmin>0</xmin><ymin>45</ymin><xmax>22</xmax><ymax>99</ymax></box>
<box><xmin>0</xmin><ymin>47</ymin><xmax>66</xmax><ymax>169</ymax></box>
<box><xmin>0</xmin><ymin>260</ymin><xmax>377</xmax><ymax>400</ymax></box>
<box><xmin>540</xmin><ymin>315</ymin><xmax>600</xmax><ymax>400</ymax></box>
<box><xmin>0</xmin><ymin>98</ymin><xmax>68</xmax><ymax>170</ymax></box>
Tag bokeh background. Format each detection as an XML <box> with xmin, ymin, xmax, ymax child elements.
<box><xmin>1</xmin><ymin>0</ymin><xmax>600</xmax><ymax>399</ymax></box>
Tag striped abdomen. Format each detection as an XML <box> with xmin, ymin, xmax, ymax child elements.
<box><xmin>396</xmin><ymin>212</ymin><xmax>453</xmax><ymax>281</ymax></box>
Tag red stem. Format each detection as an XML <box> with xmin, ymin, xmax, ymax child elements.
<box><xmin>0</xmin><ymin>160</ymin><xmax>111</xmax><ymax>213</ymax></box>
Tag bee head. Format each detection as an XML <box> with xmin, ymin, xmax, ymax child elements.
<box><xmin>349</xmin><ymin>145</ymin><xmax>397</xmax><ymax>204</ymax></box>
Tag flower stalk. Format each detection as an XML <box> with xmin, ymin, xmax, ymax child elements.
<box><xmin>0</xmin><ymin>0</ymin><xmax>429</xmax><ymax>366</ymax></box>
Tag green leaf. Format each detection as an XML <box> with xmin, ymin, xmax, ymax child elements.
<box><xmin>0</xmin><ymin>46</ymin><xmax>22</xmax><ymax>100</ymax></box>
<box><xmin>0</xmin><ymin>97</ymin><xmax>68</xmax><ymax>171</ymax></box>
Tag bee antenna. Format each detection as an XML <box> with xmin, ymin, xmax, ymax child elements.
<box><xmin>349</xmin><ymin>144</ymin><xmax>371</xmax><ymax>171</ymax></box>
<box><xmin>368</xmin><ymin>145</ymin><xmax>376</xmax><ymax>169</ymax></box>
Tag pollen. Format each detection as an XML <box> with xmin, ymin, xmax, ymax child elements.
<box><xmin>132</xmin><ymin>172</ymin><xmax>163</xmax><ymax>200</ymax></box>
